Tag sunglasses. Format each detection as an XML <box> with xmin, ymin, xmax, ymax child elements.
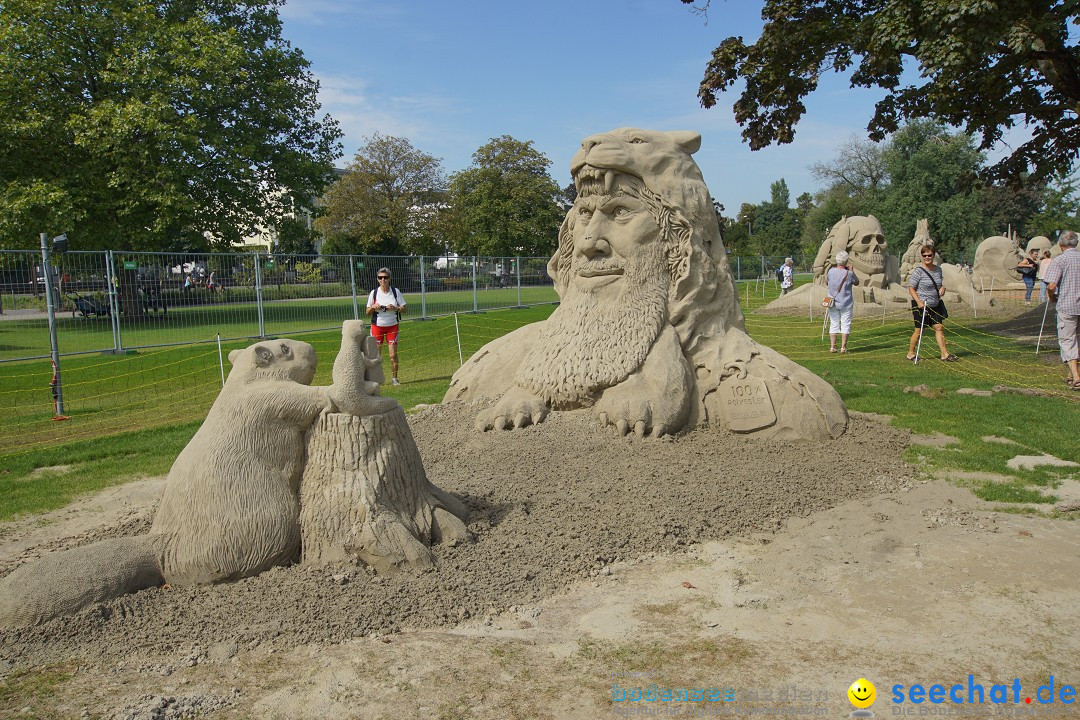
<box><xmin>377</xmin><ymin>275</ymin><xmax>390</xmax><ymax>280</ymax></box>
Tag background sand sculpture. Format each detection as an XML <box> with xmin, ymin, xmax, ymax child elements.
<box><xmin>444</xmin><ymin>128</ymin><xmax>846</xmax><ymax>441</ymax></box>
<box><xmin>899</xmin><ymin>219</ymin><xmax>987</xmax><ymax>309</ymax></box>
<box><xmin>0</xmin><ymin>321</ymin><xmax>467</xmax><ymax>627</ymax></box>
<box><xmin>812</xmin><ymin>215</ymin><xmax>902</xmax><ymax>293</ymax></box>
<box><xmin>972</xmin><ymin>235</ymin><xmax>1025</xmax><ymax>290</ymax></box>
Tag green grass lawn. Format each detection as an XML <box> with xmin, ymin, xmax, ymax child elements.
<box><xmin>0</xmin><ymin>280</ymin><xmax>1075</xmax><ymax>521</ymax></box>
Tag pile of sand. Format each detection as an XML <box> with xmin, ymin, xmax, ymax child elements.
<box><xmin>0</xmin><ymin>402</ymin><xmax>913</xmax><ymax>669</ymax></box>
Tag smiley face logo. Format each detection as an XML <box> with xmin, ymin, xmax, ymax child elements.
<box><xmin>848</xmin><ymin>678</ymin><xmax>876</xmax><ymax>709</ymax></box>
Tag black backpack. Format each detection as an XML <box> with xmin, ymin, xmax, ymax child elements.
<box><xmin>775</xmin><ymin>266</ymin><xmax>784</xmax><ymax>282</ymax></box>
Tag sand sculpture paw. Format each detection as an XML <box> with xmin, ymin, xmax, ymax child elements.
<box><xmin>475</xmin><ymin>388</ymin><xmax>549</xmax><ymax>432</ymax></box>
<box><xmin>594</xmin><ymin>381</ymin><xmax>686</xmax><ymax>438</ymax></box>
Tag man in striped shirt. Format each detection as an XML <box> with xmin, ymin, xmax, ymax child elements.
<box><xmin>1046</xmin><ymin>230</ymin><xmax>1080</xmax><ymax>388</ymax></box>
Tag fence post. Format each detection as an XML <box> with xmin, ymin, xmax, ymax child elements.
<box><xmin>472</xmin><ymin>256</ymin><xmax>478</xmax><ymax>313</ymax></box>
<box><xmin>217</xmin><ymin>333</ymin><xmax>226</xmax><ymax>388</ymax></box>
<box><xmin>419</xmin><ymin>255</ymin><xmax>428</xmax><ymax>319</ymax></box>
<box><xmin>736</xmin><ymin>256</ymin><xmax>741</xmax><ymax>281</ymax></box>
<box><xmin>760</xmin><ymin>255</ymin><xmax>765</xmax><ymax>281</ymax></box>
<box><xmin>348</xmin><ymin>255</ymin><xmax>359</xmax><ymax>320</ymax></box>
<box><xmin>40</xmin><ymin>233</ymin><xmax>64</xmax><ymax>416</ymax></box>
<box><xmin>516</xmin><ymin>256</ymin><xmax>522</xmax><ymax>307</ymax></box>
<box><xmin>105</xmin><ymin>250</ymin><xmax>122</xmax><ymax>352</ymax></box>
<box><xmin>454</xmin><ymin>312</ymin><xmax>463</xmax><ymax>366</ymax></box>
<box><xmin>254</xmin><ymin>252</ymin><xmax>266</xmax><ymax>338</ymax></box>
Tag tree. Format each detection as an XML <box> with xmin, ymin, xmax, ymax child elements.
<box><xmin>273</xmin><ymin>216</ymin><xmax>319</xmax><ymax>257</ymax></box>
<box><xmin>315</xmin><ymin>133</ymin><xmax>446</xmax><ymax>255</ymax></box>
<box><xmin>685</xmin><ymin>0</ymin><xmax>1080</xmax><ymax>184</ymax></box>
<box><xmin>0</xmin><ymin>0</ymin><xmax>342</xmax><ymax>251</ymax></box>
<box><xmin>874</xmin><ymin>120</ymin><xmax>988</xmax><ymax>251</ymax></box>
<box><xmin>752</xmin><ymin>179</ymin><xmax>802</xmax><ymax>256</ymax></box>
<box><xmin>1025</xmin><ymin>173</ymin><xmax>1080</xmax><ymax>238</ymax></box>
<box><xmin>810</xmin><ymin>136</ymin><xmax>887</xmax><ymax>201</ymax></box>
<box><xmin>447</xmin><ymin>136</ymin><xmax>564</xmax><ymax>257</ymax></box>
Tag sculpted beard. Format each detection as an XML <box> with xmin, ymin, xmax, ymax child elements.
<box><xmin>515</xmin><ymin>240</ymin><xmax>668</xmax><ymax>408</ymax></box>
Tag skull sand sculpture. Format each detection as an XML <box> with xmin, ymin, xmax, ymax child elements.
<box><xmin>444</xmin><ymin>128</ymin><xmax>847</xmax><ymax>442</ymax></box>
<box><xmin>813</xmin><ymin>215</ymin><xmax>900</xmax><ymax>290</ymax></box>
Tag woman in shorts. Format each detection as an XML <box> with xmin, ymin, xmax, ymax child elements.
<box><xmin>907</xmin><ymin>245</ymin><xmax>957</xmax><ymax>362</ymax></box>
<box><xmin>826</xmin><ymin>250</ymin><xmax>860</xmax><ymax>353</ymax></box>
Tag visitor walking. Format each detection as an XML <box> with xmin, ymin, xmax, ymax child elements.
<box><xmin>1045</xmin><ymin>231</ymin><xmax>1080</xmax><ymax>388</ymax></box>
<box><xmin>1017</xmin><ymin>248</ymin><xmax>1039</xmax><ymax>304</ymax></box>
<box><xmin>780</xmin><ymin>257</ymin><xmax>794</xmax><ymax>295</ymax></box>
<box><xmin>826</xmin><ymin>251</ymin><xmax>860</xmax><ymax>354</ymax></box>
<box><xmin>1038</xmin><ymin>250</ymin><xmax>1053</xmax><ymax>304</ymax></box>
<box><xmin>907</xmin><ymin>245</ymin><xmax>957</xmax><ymax>362</ymax></box>
<box><xmin>366</xmin><ymin>267</ymin><xmax>406</xmax><ymax>386</ymax></box>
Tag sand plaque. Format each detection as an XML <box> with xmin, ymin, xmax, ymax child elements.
<box><xmin>719</xmin><ymin>375</ymin><xmax>776</xmax><ymax>432</ymax></box>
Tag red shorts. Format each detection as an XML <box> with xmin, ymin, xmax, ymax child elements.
<box><xmin>370</xmin><ymin>323</ymin><xmax>399</xmax><ymax>345</ymax></box>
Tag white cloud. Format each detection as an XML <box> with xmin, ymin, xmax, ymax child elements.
<box><xmin>313</xmin><ymin>72</ymin><xmax>459</xmax><ymax>160</ymax></box>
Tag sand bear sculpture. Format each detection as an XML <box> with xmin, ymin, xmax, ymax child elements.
<box><xmin>0</xmin><ymin>321</ymin><xmax>465</xmax><ymax>627</ymax></box>
<box><xmin>445</xmin><ymin>128</ymin><xmax>847</xmax><ymax>441</ymax></box>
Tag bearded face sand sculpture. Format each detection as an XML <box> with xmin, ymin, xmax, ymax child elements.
<box><xmin>445</xmin><ymin>128</ymin><xmax>847</xmax><ymax>441</ymax></box>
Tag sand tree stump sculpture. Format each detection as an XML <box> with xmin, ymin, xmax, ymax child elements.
<box><xmin>299</xmin><ymin>408</ymin><xmax>471</xmax><ymax>574</ymax></box>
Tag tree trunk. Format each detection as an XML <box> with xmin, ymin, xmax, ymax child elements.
<box><xmin>298</xmin><ymin>407</ymin><xmax>470</xmax><ymax>574</ymax></box>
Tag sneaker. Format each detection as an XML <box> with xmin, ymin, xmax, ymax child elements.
<box><xmin>391</xmin><ymin>378</ymin><xmax>400</xmax><ymax>386</ymax></box>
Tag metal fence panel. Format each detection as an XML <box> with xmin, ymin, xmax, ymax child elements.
<box><xmin>0</xmin><ymin>251</ymin><xmax>562</xmax><ymax>364</ymax></box>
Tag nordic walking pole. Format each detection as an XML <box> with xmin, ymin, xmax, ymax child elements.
<box><xmin>821</xmin><ymin>309</ymin><xmax>829</xmax><ymax>342</ymax></box>
<box><xmin>913</xmin><ymin>304</ymin><xmax>928</xmax><ymax>365</ymax></box>
<box><xmin>1035</xmin><ymin>297</ymin><xmax>1052</xmax><ymax>354</ymax></box>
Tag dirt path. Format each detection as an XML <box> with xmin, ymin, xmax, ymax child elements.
<box><xmin>2</xmin><ymin>404</ymin><xmax>1077</xmax><ymax>720</ymax></box>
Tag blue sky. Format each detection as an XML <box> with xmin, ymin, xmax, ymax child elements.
<box><xmin>278</xmin><ymin>0</ymin><xmax>902</xmax><ymax>215</ymax></box>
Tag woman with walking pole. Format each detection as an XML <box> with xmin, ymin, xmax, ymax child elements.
<box><xmin>907</xmin><ymin>245</ymin><xmax>958</xmax><ymax>363</ymax></box>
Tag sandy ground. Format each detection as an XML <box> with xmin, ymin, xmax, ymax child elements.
<box><xmin>1</xmin><ymin>403</ymin><xmax>1078</xmax><ymax>720</ymax></box>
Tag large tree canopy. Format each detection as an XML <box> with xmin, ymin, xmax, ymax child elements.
<box><xmin>447</xmin><ymin>136</ymin><xmax>563</xmax><ymax>257</ymax></box>
<box><xmin>0</xmin><ymin>0</ymin><xmax>342</xmax><ymax>251</ymax></box>
<box><xmin>315</xmin><ymin>133</ymin><xmax>446</xmax><ymax>256</ymax></box>
<box><xmin>802</xmin><ymin>119</ymin><xmax>1076</xmax><ymax>259</ymax></box>
<box><xmin>685</xmin><ymin>0</ymin><xmax>1080</xmax><ymax>184</ymax></box>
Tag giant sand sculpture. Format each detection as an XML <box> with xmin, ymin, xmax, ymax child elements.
<box><xmin>0</xmin><ymin>321</ymin><xmax>469</xmax><ymax>627</ymax></box>
<box><xmin>444</xmin><ymin>128</ymin><xmax>847</xmax><ymax>441</ymax></box>
<box><xmin>1026</xmin><ymin>235</ymin><xmax>1062</xmax><ymax>260</ymax></box>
